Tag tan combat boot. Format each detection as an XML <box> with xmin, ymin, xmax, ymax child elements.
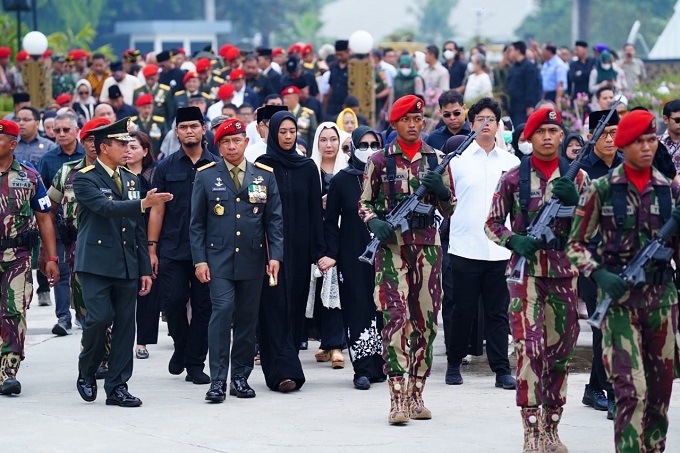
<box><xmin>521</xmin><ymin>407</ymin><xmax>542</xmax><ymax>453</ymax></box>
<box><xmin>407</xmin><ymin>375</ymin><xmax>432</xmax><ymax>420</ymax></box>
<box><xmin>0</xmin><ymin>353</ymin><xmax>22</xmax><ymax>395</ymax></box>
<box><xmin>541</xmin><ymin>406</ymin><xmax>568</xmax><ymax>453</ymax></box>
<box><xmin>387</xmin><ymin>375</ymin><xmax>409</xmax><ymax>425</ymax></box>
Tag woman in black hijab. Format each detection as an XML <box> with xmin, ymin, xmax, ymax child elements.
<box><xmin>561</xmin><ymin>132</ymin><xmax>585</xmax><ymax>162</ymax></box>
<box><xmin>318</xmin><ymin>125</ymin><xmax>385</xmax><ymax>390</ymax></box>
<box><xmin>255</xmin><ymin>111</ymin><xmax>325</xmax><ymax>392</ymax></box>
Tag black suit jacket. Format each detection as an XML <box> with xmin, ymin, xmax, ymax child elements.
<box><xmin>73</xmin><ymin>160</ymin><xmax>152</xmax><ymax>279</ymax></box>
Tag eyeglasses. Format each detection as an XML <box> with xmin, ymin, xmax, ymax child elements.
<box><xmin>442</xmin><ymin>111</ymin><xmax>463</xmax><ymax>118</ymax></box>
<box><xmin>357</xmin><ymin>141</ymin><xmax>380</xmax><ymax>151</ymax></box>
<box><xmin>597</xmin><ymin>130</ymin><xmax>617</xmax><ymax>140</ymax></box>
<box><xmin>670</xmin><ymin>117</ymin><xmax>680</xmax><ymax>124</ymax></box>
<box><xmin>54</xmin><ymin>128</ymin><xmax>72</xmax><ymax>134</ymax></box>
<box><xmin>474</xmin><ymin>116</ymin><xmax>497</xmax><ymax>124</ymax></box>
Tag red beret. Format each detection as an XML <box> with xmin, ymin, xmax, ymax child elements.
<box><xmin>176</xmin><ymin>47</ymin><xmax>186</xmax><ymax>55</ymax></box>
<box><xmin>80</xmin><ymin>118</ymin><xmax>111</xmax><ymax>141</ymax></box>
<box><xmin>123</xmin><ymin>49</ymin><xmax>140</xmax><ymax>63</ymax></box>
<box><xmin>142</xmin><ymin>64</ymin><xmax>159</xmax><ymax>78</ymax></box>
<box><xmin>281</xmin><ymin>86</ymin><xmax>300</xmax><ymax>96</ymax></box>
<box><xmin>225</xmin><ymin>47</ymin><xmax>241</xmax><ymax>62</ymax></box>
<box><xmin>16</xmin><ymin>50</ymin><xmax>31</xmax><ymax>62</ymax></box>
<box><xmin>214</xmin><ymin>118</ymin><xmax>246</xmax><ymax>144</ymax></box>
<box><xmin>69</xmin><ymin>49</ymin><xmax>88</xmax><ymax>60</ymax></box>
<box><xmin>0</xmin><ymin>120</ymin><xmax>19</xmax><ymax>137</ymax></box>
<box><xmin>389</xmin><ymin>95</ymin><xmax>424</xmax><ymax>122</ymax></box>
<box><xmin>196</xmin><ymin>58</ymin><xmax>211</xmax><ymax>73</ymax></box>
<box><xmin>613</xmin><ymin>110</ymin><xmax>657</xmax><ymax>148</ymax></box>
<box><xmin>42</xmin><ymin>50</ymin><xmax>53</xmax><ymax>58</ymax></box>
<box><xmin>272</xmin><ymin>48</ymin><xmax>284</xmax><ymax>56</ymax></box>
<box><xmin>55</xmin><ymin>93</ymin><xmax>72</xmax><ymax>105</ymax></box>
<box><xmin>301</xmin><ymin>44</ymin><xmax>313</xmax><ymax>55</ymax></box>
<box><xmin>218</xmin><ymin>44</ymin><xmax>234</xmax><ymax>58</ymax></box>
<box><xmin>135</xmin><ymin>93</ymin><xmax>154</xmax><ymax>107</ymax></box>
<box><xmin>183</xmin><ymin>71</ymin><xmax>199</xmax><ymax>84</ymax></box>
<box><xmin>0</xmin><ymin>47</ymin><xmax>11</xmax><ymax>58</ymax></box>
<box><xmin>523</xmin><ymin>108</ymin><xmax>562</xmax><ymax>139</ymax></box>
<box><xmin>287</xmin><ymin>44</ymin><xmax>301</xmax><ymax>55</ymax></box>
<box><xmin>217</xmin><ymin>83</ymin><xmax>235</xmax><ymax>100</ymax></box>
<box><xmin>229</xmin><ymin>68</ymin><xmax>245</xmax><ymax>81</ymax></box>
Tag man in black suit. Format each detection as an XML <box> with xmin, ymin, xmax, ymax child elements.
<box><xmin>190</xmin><ymin>118</ymin><xmax>284</xmax><ymax>402</ymax></box>
<box><xmin>73</xmin><ymin>118</ymin><xmax>173</xmax><ymax>407</ymax></box>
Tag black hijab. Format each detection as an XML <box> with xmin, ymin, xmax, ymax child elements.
<box><xmin>561</xmin><ymin>132</ymin><xmax>585</xmax><ymax>162</ymax></box>
<box><xmin>343</xmin><ymin>125</ymin><xmax>379</xmax><ymax>176</ymax></box>
<box><xmin>257</xmin><ymin>111</ymin><xmax>310</xmax><ymax>169</ymax></box>
<box><xmin>441</xmin><ymin>135</ymin><xmax>467</xmax><ymax>155</ymax></box>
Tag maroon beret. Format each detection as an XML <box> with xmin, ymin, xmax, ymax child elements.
<box><xmin>524</xmin><ymin>108</ymin><xmax>562</xmax><ymax>139</ymax></box>
<box><xmin>614</xmin><ymin>110</ymin><xmax>656</xmax><ymax>148</ymax></box>
<box><xmin>0</xmin><ymin>120</ymin><xmax>19</xmax><ymax>137</ymax></box>
<box><xmin>214</xmin><ymin>118</ymin><xmax>246</xmax><ymax>144</ymax></box>
<box><xmin>389</xmin><ymin>95</ymin><xmax>424</xmax><ymax>122</ymax></box>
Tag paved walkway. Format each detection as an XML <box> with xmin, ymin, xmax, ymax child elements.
<box><xmin>7</xmin><ymin>282</ymin><xmax>680</xmax><ymax>452</ymax></box>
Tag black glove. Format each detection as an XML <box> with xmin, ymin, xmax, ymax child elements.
<box><xmin>551</xmin><ymin>177</ymin><xmax>579</xmax><ymax>206</ymax></box>
<box><xmin>592</xmin><ymin>268</ymin><xmax>628</xmax><ymax>300</ymax></box>
<box><xmin>508</xmin><ymin>235</ymin><xmax>540</xmax><ymax>259</ymax></box>
<box><xmin>672</xmin><ymin>204</ymin><xmax>680</xmax><ymax>223</ymax></box>
<box><xmin>421</xmin><ymin>171</ymin><xmax>450</xmax><ymax>199</ymax></box>
<box><xmin>368</xmin><ymin>218</ymin><xmax>395</xmax><ymax>242</ymax></box>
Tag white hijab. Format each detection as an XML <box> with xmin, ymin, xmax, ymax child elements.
<box><xmin>311</xmin><ymin>122</ymin><xmax>349</xmax><ymax>182</ymax></box>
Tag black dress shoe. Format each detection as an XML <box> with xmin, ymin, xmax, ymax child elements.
<box><xmin>276</xmin><ymin>378</ymin><xmax>297</xmax><ymax>393</ymax></box>
<box><xmin>353</xmin><ymin>376</ymin><xmax>371</xmax><ymax>390</ymax></box>
<box><xmin>205</xmin><ymin>380</ymin><xmax>226</xmax><ymax>403</ymax></box>
<box><xmin>583</xmin><ymin>384</ymin><xmax>608</xmax><ymax>411</ymax></box>
<box><xmin>95</xmin><ymin>365</ymin><xmax>109</xmax><ymax>380</ymax></box>
<box><xmin>106</xmin><ymin>386</ymin><xmax>142</xmax><ymax>407</ymax></box>
<box><xmin>495</xmin><ymin>374</ymin><xmax>516</xmax><ymax>390</ymax></box>
<box><xmin>168</xmin><ymin>350</ymin><xmax>185</xmax><ymax>375</ymax></box>
<box><xmin>185</xmin><ymin>370</ymin><xmax>211</xmax><ymax>385</ymax></box>
<box><xmin>77</xmin><ymin>375</ymin><xmax>97</xmax><ymax>402</ymax></box>
<box><xmin>229</xmin><ymin>376</ymin><xmax>256</xmax><ymax>398</ymax></box>
<box><xmin>445</xmin><ymin>364</ymin><xmax>463</xmax><ymax>385</ymax></box>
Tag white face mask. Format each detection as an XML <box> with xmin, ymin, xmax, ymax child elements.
<box><xmin>601</xmin><ymin>63</ymin><xmax>612</xmax><ymax>70</ymax></box>
<box><xmin>399</xmin><ymin>68</ymin><xmax>411</xmax><ymax>76</ymax></box>
<box><xmin>354</xmin><ymin>149</ymin><xmax>373</xmax><ymax>163</ymax></box>
<box><xmin>467</xmin><ymin>62</ymin><xmax>475</xmax><ymax>73</ymax></box>
<box><xmin>518</xmin><ymin>142</ymin><xmax>533</xmax><ymax>155</ymax></box>
<box><xmin>443</xmin><ymin>50</ymin><xmax>455</xmax><ymax>61</ymax></box>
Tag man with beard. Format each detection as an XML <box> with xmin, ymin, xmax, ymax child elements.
<box><xmin>147</xmin><ymin>107</ymin><xmax>217</xmax><ymax>385</ymax></box>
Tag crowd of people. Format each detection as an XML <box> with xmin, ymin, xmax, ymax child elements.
<box><xmin>0</xmin><ymin>34</ymin><xmax>678</xmax><ymax>453</ymax></box>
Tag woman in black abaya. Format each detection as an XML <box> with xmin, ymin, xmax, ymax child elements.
<box><xmin>256</xmin><ymin>111</ymin><xmax>325</xmax><ymax>392</ymax></box>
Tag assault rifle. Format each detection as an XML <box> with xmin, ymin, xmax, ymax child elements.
<box><xmin>506</xmin><ymin>101</ymin><xmax>622</xmax><ymax>283</ymax></box>
<box><xmin>587</xmin><ymin>217</ymin><xmax>679</xmax><ymax>329</ymax></box>
<box><xmin>358</xmin><ymin>118</ymin><xmax>491</xmax><ymax>265</ymax></box>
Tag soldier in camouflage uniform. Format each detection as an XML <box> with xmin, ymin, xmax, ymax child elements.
<box><xmin>0</xmin><ymin>120</ymin><xmax>59</xmax><ymax>395</ymax></box>
<box><xmin>567</xmin><ymin>109</ymin><xmax>680</xmax><ymax>453</ymax></box>
<box><xmin>131</xmin><ymin>94</ymin><xmax>167</xmax><ymax>159</ymax></box>
<box><xmin>485</xmin><ymin>108</ymin><xmax>589</xmax><ymax>453</ymax></box>
<box><xmin>358</xmin><ymin>95</ymin><xmax>455</xmax><ymax>424</ymax></box>
<box><xmin>46</xmin><ymin>118</ymin><xmax>112</xmax><ymax>379</ymax></box>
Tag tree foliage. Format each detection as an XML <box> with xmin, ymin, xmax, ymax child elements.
<box><xmin>515</xmin><ymin>0</ymin><xmax>675</xmax><ymax>55</ymax></box>
<box><xmin>410</xmin><ymin>0</ymin><xmax>457</xmax><ymax>44</ymax></box>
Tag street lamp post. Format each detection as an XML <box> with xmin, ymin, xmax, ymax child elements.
<box><xmin>21</xmin><ymin>31</ymin><xmax>51</xmax><ymax>109</ymax></box>
<box><xmin>348</xmin><ymin>30</ymin><xmax>375</xmax><ymax>127</ymax></box>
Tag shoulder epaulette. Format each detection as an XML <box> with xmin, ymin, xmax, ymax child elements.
<box><xmin>130</xmin><ymin>116</ymin><xmax>138</xmax><ymax>122</ymax></box>
<box><xmin>201</xmin><ymin>93</ymin><xmax>211</xmax><ymax>100</ymax></box>
<box><xmin>79</xmin><ymin>165</ymin><xmax>95</xmax><ymax>173</ymax></box>
<box><xmin>174</xmin><ymin>90</ymin><xmax>186</xmax><ymax>96</ymax></box>
<box><xmin>152</xmin><ymin>115</ymin><xmax>166</xmax><ymax>122</ymax></box>
<box><xmin>254</xmin><ymin>162</ymin><xmax>273</xmax><ymax>173</ymax></box>
<box><xmin>120</xmin><ymin>166</ymin><xmax>136</xmax><ymax>174</ymax></box>
<box><xmin>159</xmin><ymin>84</ymin><xmax>170</xmax><ymax>90</ymax></box>
<box><xmin>197</xmin><ymin>161</ymin><xmax>217</xmax><ymax>172</ymax></box>
<box><xmin>301</xmin><ymin>107</ymin><xmax>314</xmax><ymax>114</ymax></box>
<box><xmin>213</xmin><ymin>76</ymin><xmax>224</xmax><ymax>84</ymax></box>
<box><xmin>134</xmin><ymin>85</ymin><xmax>144</xmax><ymax>92</ymax></box>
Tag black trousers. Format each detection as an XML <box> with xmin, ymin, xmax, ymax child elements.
<box><xmin>578</xmin><ymin>275</ymin><xmax>613</xmax><ymax>396</ymax></box>
<box><xmin>157</xmin><ymin>258</ymin><xmax>212</xmax><ymax>373</ymax></box>
<box><xmin>447</xmin><ymin>255</ymin><xmax>512</xmax><ymax>375</ymax></box>
<box><xmin>77</xmin><ymin>272</ymin><xmax>137</xmax><ymax>396</ymax></box>
<box><xmin>136</xmin><ymin>278</ymin><xmax>160</xmax><ymax>345</ymax></box>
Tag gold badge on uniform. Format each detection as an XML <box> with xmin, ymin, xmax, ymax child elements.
<box><xmin>214</xmin><ymin>203</ymin><xmax>224</xmax><ymax>216</ymax></box>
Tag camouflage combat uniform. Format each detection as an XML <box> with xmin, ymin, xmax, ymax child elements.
<box><xmin>567</xmin><ymin>164</ymin><xmax>680</xmax><ymax>453</ymax></box>
<box><xmin>48</xmin><ymin>159</ymin><xmax>112</xmax><ymax>368</ymax></box>
<box><xmin>485</xmin><ymin>159</ymin><xmax>589</xmax><ymax>450</ymax></box>
<box><xmin>358</xmin><ymin>140</ymin><xmax>454</xmax><ymax>421</ymax></box>
<box><xmin>0</xmin><ymin>159</ymin><xmax>51</xmax><ymax>391</ymax></box>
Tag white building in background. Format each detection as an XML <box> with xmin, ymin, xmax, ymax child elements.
<box><xmin>320</xmin><ymin>0</ymin><xmax>537</xmax><ymax>44</ymax></box>
<box><xmin>648</xmin><ymin>0</ymin><xmax>680</xmax><ymax>59</ymax></box>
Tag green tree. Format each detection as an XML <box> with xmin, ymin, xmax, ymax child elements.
<box><xmin>411</xmin><ymin>0</ymin><xmax>457</xmax><ymax>44</ymax></box>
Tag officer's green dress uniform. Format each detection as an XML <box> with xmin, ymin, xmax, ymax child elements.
<box><xmin>133</xmin><ymin>83</ymin><xmax>173</xmax><ymax>124</ymax></box>
<box><xmin>130</xmin><ymin>114</ymin><xmax>168</xmax><ymax>159</ymax></box>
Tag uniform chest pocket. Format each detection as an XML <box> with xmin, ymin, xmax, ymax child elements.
<box><xmin>209</xmin><ymin>194</ymin><xmax>230</xmax><ymax>216</ymax></box>
<box><xmin>9</xmin><ymin>188</ymin><xmax>32</xmax><ymax>216</ymax></box>
<box><xmin>165</xmin><ymin>172</ymin><xmax>189</xmax><ymax>188</ymax></box>
<box><xmin>86</xmin><ymin>236</ymin><xmax>112</xmax><ymax>248</ymax></box>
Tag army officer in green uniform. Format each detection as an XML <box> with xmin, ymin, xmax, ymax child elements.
<box><xmin>73</xmin><ymin>118</ymin><xmax>173</xmax><ymax>407</ymax></box>
<box><xmin>190</xmin><ymin>118</ymin><xmax>283</xmax><ymax>403</ymax></box>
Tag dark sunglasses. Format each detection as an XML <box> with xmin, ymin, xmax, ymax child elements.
<box><xmin>442</xmin><ymin>111</ymin><xmax>463</xmax><ymax>118</ymax></box>
<box><xmin>357</xmin><ymin>141</ymin><xmax>380</xmax><ymax>151</ymax></box>
<box><xmin>77</xmin><ymin>91</ymin><xmax>89</xmax><ymax>95</ymax></box>
<box><xmin>670</xmin><ymin>117</ymin><xmax>680</xmax><ymax>124</ymax></box>
<box><xmin>54</xmin><ymin>128</ymin><xmax>72</xmax><ymax>134</ymax></box>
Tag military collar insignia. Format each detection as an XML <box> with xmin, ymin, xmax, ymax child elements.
<box><xmin>253</xmin><ymin>176</ymin><xmax>264</xmax><ymax>184</ymax></box>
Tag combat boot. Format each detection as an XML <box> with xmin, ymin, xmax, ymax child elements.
<box><xmin>387</xmin><ymin>375</ymin><xmax>409</xmax><ymax>425</ymax></box>
<box><xmin>407</xmin><ymin>376</ymin><xmax>432</xmax><ymax>420</ymax></box>
<box><xmin>0</xmin><ymin>353</ymin><xmax>22</xmax><ymax>395</ymax></box>
<box><xmin>521</xmin><ymin>407</ymin><xmax>542</xmax><ymax>453</ymax></box>
<box><xmin>541</xmin><ymin>406</ymin><xmax>567</xmax><ymax>453</ymax></box>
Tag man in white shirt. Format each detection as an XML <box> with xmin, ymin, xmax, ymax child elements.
<box><xmin>99</xmin><ymin>61</ymin><xmax>142</xmax><ymax>106</ymax></box>
<box><xmin>445</xmin><ymin>98</ymin><xmax>519</xmax><ymax>389</ymax></box>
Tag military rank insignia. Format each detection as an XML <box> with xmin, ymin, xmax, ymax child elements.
<box><xmin>248</xmin><ymin>184</ymin><xmax>267</xmax><ymax>203</ymax></box>
<box><xmin>127</xmin><ymin>180</ymin><xmax>140</xmax><ymax>200</ymax></box>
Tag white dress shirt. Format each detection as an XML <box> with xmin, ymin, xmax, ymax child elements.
<box><xmin>448</xmin><ymin>141</ymin><xmax>520</xmax><ymax>261</ymax></box>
